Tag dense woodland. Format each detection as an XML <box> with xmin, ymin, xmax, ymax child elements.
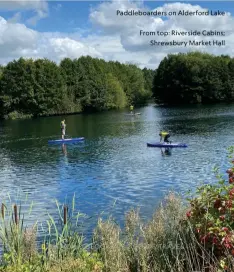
<box><xmin>1</xmin><ymin>51</ymin><xmax>234</xmax><ymax>119</ymax></box>
<box><xmin>153</xmin><ymin>52</ymin><xmax>234</xmax><ymax>105</ymax></box>
<box><xmin>0</xmin><ymin>56</ymin><xmax>154</xmax><ymax>119</ymax></box>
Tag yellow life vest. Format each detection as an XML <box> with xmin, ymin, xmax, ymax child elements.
<box><xmin>160</xmin><ymin>131</ymin><xmax>169</xmax><ymax>136</ymax></box>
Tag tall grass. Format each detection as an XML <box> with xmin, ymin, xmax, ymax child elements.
<box><xmin>0</xmin><ymin>192</ymin><xmax>232</xmax><ymax>271</ymax></box>
<box><xmin>0</xmin><ymin>197</ymin><xmax>37</xmax><ymax>267</ymax></box>
<box><xmin>93</xmin><ymin>193</ymin><xmax>225</xmax><ymax>272</ymax></box>
<box><xmin>0</xmin><ymin>194</ymin><xmax>102</xmax><ymax>271</ymax></box>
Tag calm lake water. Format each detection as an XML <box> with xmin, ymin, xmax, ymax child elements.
<box><xmin>0</xmin><ymin>104</ymin><xmax>233</xmax><ymax>237</ymax></box>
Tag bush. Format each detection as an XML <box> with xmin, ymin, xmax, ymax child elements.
<box><xmin>186</xmin><ymin>146</ymin><xmax>234</xmax><ymax>271</ymax></box>
<box><xmin>6</xmin><ymin>111</ymin><xmax>33</xmax><ymax>120</ymax></box>
<box><xmin>93</xmin><ymin>193</ymin><xmax>216</xmax><ymax>272</ymax></box>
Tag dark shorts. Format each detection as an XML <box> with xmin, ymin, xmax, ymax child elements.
<box><xmin>164</xmin><ymin>134</ymin><xmax>170</xmax><ymax>142</ymax></box>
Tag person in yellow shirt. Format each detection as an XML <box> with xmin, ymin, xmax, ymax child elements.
<box><xmin>159</xmin><ymin>131</ymin><xmax>170</xmax><ymax>143</ymax></box>
<box><xmin>130</xmin><ymin>105</ymin><xmax>134</xmax><ymax>114</ymax></box>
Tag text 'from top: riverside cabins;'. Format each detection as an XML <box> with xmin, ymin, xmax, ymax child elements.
<box><xmin>139</xmin><ymin>30</ymin><xmax>226</xmax><ymax>37</ymax></box>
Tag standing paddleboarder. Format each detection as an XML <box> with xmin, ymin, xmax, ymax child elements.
<box><xmin>61</xmin><ymin>119</ymin><xmax>66</xmax><ymax>139</ymax></box>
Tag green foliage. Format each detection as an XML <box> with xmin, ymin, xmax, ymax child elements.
<box><xmin>0</xmin><ymin>56</ymin><xmax>153</xmax><ymax>119</ymax></box>
<box><xmin>43</xmin><ymin>196</ymin><xmax>86</xmax><ymax>263</ymax></box>
<box><xmin>48</xmin><ymin>253</ymin><xmax>103</xmax><ymax>272</ymax></box>
<box><xmin>0</xmin><ymin>194</ymin><xmax>103</xmax><ymax>272</ymax></box>
<box><xmin>142</xmin><ymin>67</ymin><xmax>155</xmax><ymax>100</ymax></box>
<box><xmin>102</xmin><ymin>73</ymin><xmax>127</xmax><ymax>109</ymax></box>
<box><xmin>186</xmin><ymin>147</ymin><xmax>234</xmax><ymax>270</ymax></box>
<box><xmin>6</xmin><ymin>111</ymin><xmax>33</xmax><ymax>120</ymax></box>
<box><xmin>4</xmin><ymin>164</ymin><xmax>234</xmax><ymax>272</ymax></box>
<box><xmin>0</xmin><ymin>58</ymin><xmax>66</xmax><ymax>118</ymax></box>
<box><xmin>33</xmin><ymin>59</ymin><xmax>66</xmax><ymax>116</ymax></box>
<box><xmin>93</xmin><ymin>193</ymin><xmax>220</xmax><ymax>272</ymax></box>
<box><xmin>0</xmin><ymin>253</ymin><xmax>103</xmax><ymax>272</ymax></box>
<box><xmin>153</xmin><ymin>52</ymin><xmax>234</xmax><ymax>105</ymax></box>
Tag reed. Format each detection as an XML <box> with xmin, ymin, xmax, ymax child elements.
<box><xmin>93</xmin><ymin>193</ymin><xmax>225</xmax><ymax>272</ymax></box>
<box><xmin>0</xmin><ymin>192</ymin><xmax>232</xmax><ymax>271</ymax></box>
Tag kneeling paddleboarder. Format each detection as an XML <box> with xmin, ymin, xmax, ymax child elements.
<box><xmin>159</xmin><ymin>131</ymin><xmax>171</xmax><ymax>143</ymax></box>
<box><xmin>61</xmin><ymin>119</ymin><xmax>66</xmax><ymax>139</ymax></box>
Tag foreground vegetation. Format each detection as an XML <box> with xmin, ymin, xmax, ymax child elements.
<box><xmin>0</xmin><ymin>57</ymin><xmax>154</xmax><ymax>119</ymax></box>
<box><xmin>153</xmin><ymin>52</ymin><xmax>234</xmax><ymax>105</ymax></box>
<box><xmin>1</xmin><ymin>148</ymin><xmax>234</xmax><ymax>271</ymax></box>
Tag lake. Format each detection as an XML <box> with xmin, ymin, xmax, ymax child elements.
<box><xmin>0</xmin><ymin>103</ymin><xmax>233</xmax><ymax>237</ymax></box>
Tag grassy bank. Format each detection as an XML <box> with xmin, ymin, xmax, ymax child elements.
<box><xmin>2</xmin><ymin>110</ymin><xmax>83</xmax><ymax>121</ymax></box>
<box><xmin>1</xmin><ymin>151</ymin><xmax>234</xmax><ymax>271</ymax></box>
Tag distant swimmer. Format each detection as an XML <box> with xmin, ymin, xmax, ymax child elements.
<box><xmin>60</xmin><ymin>119</ymin><xmax>66</xmax><ymax>139</ymax></box>
<box><xmin>159</xmin><ymin>131</ymin><xmax>171</xmax><ymax>143</ymax></box>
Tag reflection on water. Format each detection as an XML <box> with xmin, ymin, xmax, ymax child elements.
<box><xmin>62</xmin><ymin>144</ymin><xmax>67</xmax><ymax>156</ymax></box>
<box><xmin>0</xmin><ymin>104</ymin><xmax>233</xmax><ymax>236</ymax></box>
<box><xmin>161</xmin><ymin>148</ymin><xmax>172</xmax><ymax>156</ymax></box>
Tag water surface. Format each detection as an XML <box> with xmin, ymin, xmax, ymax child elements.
<box><xmin>0</xmin><ymin>104</ymin><xmax>233</xmax><ymax>235</ymax></box>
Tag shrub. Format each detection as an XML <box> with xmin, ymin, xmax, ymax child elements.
<box><xmin>186</xmin><ymin>146</ymin><xmax>234</xmax><ymax>271</ymax></box>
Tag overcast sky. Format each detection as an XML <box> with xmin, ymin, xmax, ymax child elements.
<box><xmin>0</xmin><ymin>0</ymin><xmax>234</xmax><ymax>69</ymax></box>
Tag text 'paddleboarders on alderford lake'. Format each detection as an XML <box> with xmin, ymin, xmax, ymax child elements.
<box><xmin>116</xmin><ymin>9</ymin><xmax>226</xmax><ymax>16</ymax></box>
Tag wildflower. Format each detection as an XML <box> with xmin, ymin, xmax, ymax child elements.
<box><xmin>227</xmin><ymin>168</ymin><xmax>234</xmax><ymax>178</ymax></box>
<box><xmin>200</xmin><ymin>234</ymin><xmax>209</xmax><ymax>243</ymax></box>
<box><xmin>226</xmin><ymin>168</ymin><xmax>233</xmax><ymax>174</ymax></box>
<box><xmin>229</xmin><ymin>177</ymin><xmax>234</xmax><ymax>184</ymax></box>
<box><xmin>218</xmin><ymin>207</ymin><xmax>226</xmax><ymax>213</ymax></box>
<box><xmin>222</xmin><ymin>235</ymin><xmax>233</xmax><ymax>249</ymax></box>
<box><xmin>186</xmin><ymin>210</ymin><xmax>191</xmax><ymax>218</ymax></box>
<box><xmin>222</xmin><ymin>227</ymin><xmax>229</xmax><ymax>233</ymax></box>
<box><xmin>212</xmin><ymin>236</ymin><xmax>218</xmax><ymax>244</ymax></box>
<box><xmin>225</xmin><ymin>200</ymin><xmax>232</xmax><ymax>208</ymax></box>
<box><xmin>229</xmin><ymin>188</ymin><xmax>234</xmax><ymax>199</ymax></box>
<box><xmin>214</xmin><ymin>199</ymin><xmax>222</xmax><ymax>209</ymax></box>
<box><xmin>219</xmin><ymin>215</ymin><xmax>225</xmax><ymax>221</ymax></box>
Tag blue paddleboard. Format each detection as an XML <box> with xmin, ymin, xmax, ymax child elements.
<box><xmin>48</xmin><ymin>137</ymin><xmax>85</xmax><ymax>144</ymax></box>
<box><xmin>147</xmin><ymin>142</ymin><xmax>187</xmax><ymax>148</ymax></box>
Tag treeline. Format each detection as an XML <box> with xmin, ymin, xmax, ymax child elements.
<box><xmin>3</xmin><ymin>51</ymin><xmax>232</xmax><ymax>118</ymax></box>
<box><xmin>153</xmin><ymin>52</ymin><xmax>234</xmax><ymax>105</ymax></box>
<box><xmin>0</xmin><ymin>56</ymin><xmax>155</xmax><ymax>119</ymax></box>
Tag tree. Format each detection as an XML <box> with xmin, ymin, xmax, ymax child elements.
<box><xmin>152</xmin><ymin>52</ymin><xmax>234</xmax><ymax>105</ymax></box>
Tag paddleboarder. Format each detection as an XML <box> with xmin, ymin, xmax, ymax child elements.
<box><xmin>130</xmin><ymin>105</ymin><xmax>134</xmax><ymax>114</ymax></box>
<box><xmin>61</xmin><ymin>119</ymin><xmax>66</xmax><ymax>139</ymax></box>
<box><xmin>159</xmin><ymin>131</ymin><xmax>171</xmax><ymax>143</ymax></box>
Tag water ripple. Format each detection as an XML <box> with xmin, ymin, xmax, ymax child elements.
<box><xmin>0</xmin><ymin>104</ymin><xmax>233</xmax><ymax>235</ymax></box>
